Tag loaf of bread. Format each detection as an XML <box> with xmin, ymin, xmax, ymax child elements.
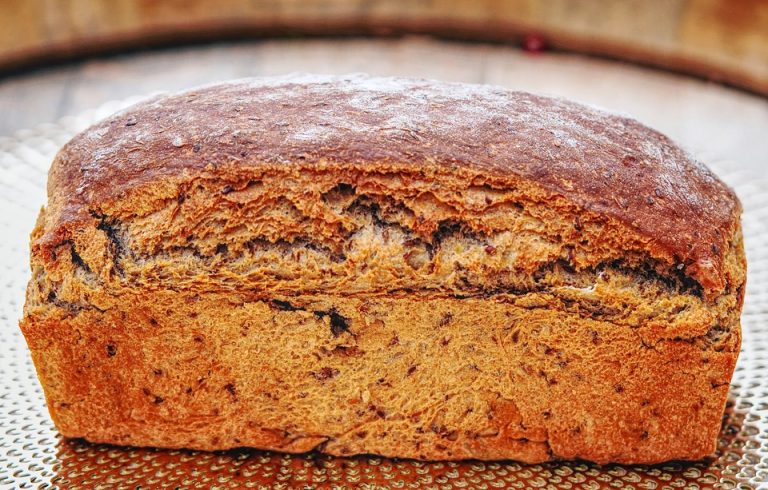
<box><xmin>21</xmin><ymin>74</ymin><xmax>745</xmax><ymax>464</ymax></box>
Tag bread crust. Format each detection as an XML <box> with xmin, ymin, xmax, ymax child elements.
<box><xmin>23</xmin><ymin>291</ymin><xmax>738</xmax><ymax>465</ymax></box>
<box><xmin>21</xmin><ymin>75</ymin><xmax>745</xmax><ymax>464</ymax></box>
<box><xmin>37</xmin><ymin>74</ymin><xmax>741</xmax><ymax>294</ymax></box>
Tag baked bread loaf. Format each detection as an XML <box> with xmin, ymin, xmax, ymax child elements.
<box><xmin>21</xmin><ymin>74</ymin><xmax>745</xmax><ymax>464</ymax></box>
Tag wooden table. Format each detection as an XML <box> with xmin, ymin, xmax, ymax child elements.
<box><xmin>2</xmin><ymin>37</ymin><xmax>767</xmax><ymax>178</ymax></box>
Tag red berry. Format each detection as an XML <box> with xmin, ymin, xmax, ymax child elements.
<box><xmin>522</xmin><ymin>34</ymin><xmax>547</xmax><ymax>53</ymax></box>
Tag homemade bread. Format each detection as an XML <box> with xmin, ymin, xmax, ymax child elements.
<box><xmin>21</xmin><ymin>75</ymin><xmax>745</xmax><ymax>464</ymax></box>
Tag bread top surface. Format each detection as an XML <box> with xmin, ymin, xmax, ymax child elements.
<box><xmin>39</xmin><ymin>74</ymin><xmax>741</xmax><ymax>295</ymax></box>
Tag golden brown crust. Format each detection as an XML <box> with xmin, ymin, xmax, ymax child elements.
<box><xmin>39</xmin><ymin>74</ymin><xmax>739</xmax><ymax>294</ymax></box>
<box><xmin>21</xmin><ymin>75</ymin><xmax>745</xmax><ymax>464</ymax></box>
<box><xmin>23</xmin><ymin>291</ymin><xmax>738</xmax><ymax>465</ymax></box>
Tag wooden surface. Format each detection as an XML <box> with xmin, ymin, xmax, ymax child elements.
<box><xmin>1</xmin><ymin>37</ymin><xmax>767</xmax><ymax>180</ymax></box>
<box><xmin>0</xmin><ymin>0</ymin><xmax>767</xmax><ymax>94</ymax></box>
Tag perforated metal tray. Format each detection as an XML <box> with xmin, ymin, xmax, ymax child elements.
<box><xmin>1</xmin><ymin>99</ymin><xmax>766</xmax><ymax>489</ymax></box>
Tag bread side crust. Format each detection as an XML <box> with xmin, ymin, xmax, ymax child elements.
<box><xmin>21</xmin><ymin>191</ymin><xmax>745</xmax><ymax>462</ymax></box>
<box><xmin>21</xmin><ymin>289</ymin><xmax>739</xmax><ymax>464</ymax></box>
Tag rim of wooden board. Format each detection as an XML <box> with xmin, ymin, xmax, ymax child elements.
<box><xmin>1</xmin><ymin>0</ymin><xmax>766</xmax><ymax>95</ymax></box>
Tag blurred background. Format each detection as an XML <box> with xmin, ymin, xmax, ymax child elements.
<box><xmin>1</xmin><ymin>2</ymin><xmax>768</xmax><ymax>487</ymax></box>
<box><xmin>0</xmin><ymin>0</ymin><xmax>767</xmax><ymax>173</ymax></box>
